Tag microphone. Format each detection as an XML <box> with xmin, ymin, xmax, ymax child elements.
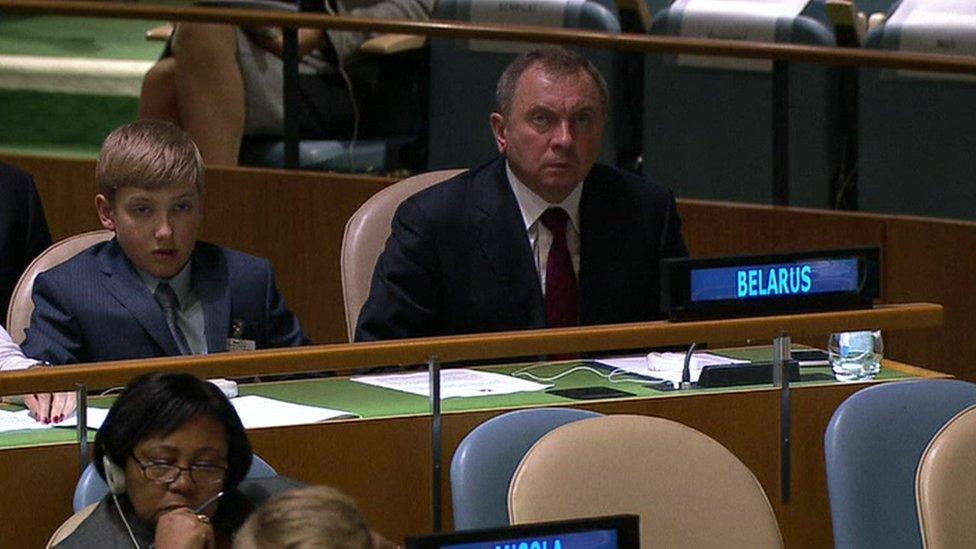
<box><xmin>681</xmin><ymin>342</ymin><xmax>699</xmax><ymax>389</ymax></box>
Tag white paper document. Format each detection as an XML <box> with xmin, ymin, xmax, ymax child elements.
<box><xmin>230</xmin><ymin>395</ymin><xmax>356</xmax><ymax>429</ymax></box>
<box><xmin>0</xmin><ymin>406</ymin><xmax>109</xmax><ymax>433</ymax></box>
<box><xmin>351</xmin><ymin>369</ymin><xmax>551</xmax><ymax>398</ymax></box>
<box><xmin>0</xmin><ymin>409</ymin><xmax>52</xmax><ymax>432</ymax></box>
<box><xmin>595</xmin><ymin>353</ymin><xmax>749</xmax><ymax>388</ymax></box>
<box><xmin>51</xmin><ymin>407</ymin><xmax>110</xmax><ymax>430</ymax></box>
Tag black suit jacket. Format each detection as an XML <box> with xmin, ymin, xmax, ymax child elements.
<box><xmin>355</xmin><ymin>157</ymin><xmax>688</xmax><ymax>341</ymax></box>
<box><xmin>0</xmin><ymin>162</ymin><xmax>51</xmax><ymax>327</ymax></box>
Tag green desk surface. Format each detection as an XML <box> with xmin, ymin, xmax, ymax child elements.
<box><xmin>0</xmin><ymin>348</ymin><xmax>914</xmax><ymax>450</ymax></box>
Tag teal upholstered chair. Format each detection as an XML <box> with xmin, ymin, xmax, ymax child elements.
<box><xmin>450</xmin><ymin>407</ymin><xmax>602</xmax><ymax>530</ymax></box>
<box><xmin>824</xmin><ymin>379</ymin><xmax>976</xmax><ymax>547</ymax></box>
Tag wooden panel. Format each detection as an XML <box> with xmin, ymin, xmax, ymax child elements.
<box><xmin>248</xmin><ymin>416</ymin><xmax>432</xmax><ymax>541</ymax></box>
<box><xmin>0</xmin><ymin>444</ymin><xmax>80</xmax><ymax>548</ymax></box>
<box><xmin>882</xmin><ymin>217</ymin><xmax>976</xmax><ymax>380</ymax></box>
<box><xmin>197</xmin><ymin>166</ymin><xmax>391</xmax><ymax>344</ymax></box>
<box><xmin>679</xmin><ymin>200</ymin><xmax>886</xmax><ymax>258</ymax></box>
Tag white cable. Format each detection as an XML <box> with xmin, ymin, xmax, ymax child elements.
<box><xmin>112</xmin><ymin>493</ymin><xmax>142</xmax><ymax>549</ymax></box>
<box><xmin>322</xmin><ymin>2</ymin><xmax>360</xmax><ymax>171</ymax></box>
<box><xmin>511</xmin><ymin>363</ymin><xmax>674</xmax><ymax>388</ymax></box>
<box><xmin>511</xmin><ymin>364</ymin><xmax>612</xmax><ymax>383</ymax></box>
<box><xmin>99</xmin><ymin>386</ymin><xmax>125</xmax><ymax>397</ymax></box>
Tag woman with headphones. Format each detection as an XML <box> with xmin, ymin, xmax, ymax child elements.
<box><xmin>54</xmin><ymin>372</ymin><xmax>258</xmax><ymax>549</ymax></box>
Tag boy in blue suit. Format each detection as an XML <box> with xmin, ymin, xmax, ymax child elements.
<box><xmin>22</xmin><ymin>120</ymin><xmax>309</xmax><ymax>367</ymax></box>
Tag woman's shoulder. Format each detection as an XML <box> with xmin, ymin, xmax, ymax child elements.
<box><xmin>52</xmin><ymin>497</ymin><xmax>150</xmax><ymax>549</ymax></box>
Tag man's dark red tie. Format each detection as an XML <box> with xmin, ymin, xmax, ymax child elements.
<box><xmin>540</xmin><ymin>207</ymin><xmax>578</xmax><ymax>328</ymax></box>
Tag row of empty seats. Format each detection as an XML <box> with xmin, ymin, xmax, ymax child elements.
<box><xmin>447</xmin><ymin>379</ymin><xmax>976</xmax><ymax>548</ymax></box>
<box><xmin>276</xmin><ymin>0</ymin><xmax>976</xmax><ymax>219</ymax></box>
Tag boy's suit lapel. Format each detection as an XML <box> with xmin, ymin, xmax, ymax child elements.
<box><xmin>96</xmin><ymin>239</ymin><xmax>181</xmax><ymax>355</ymax></box>
<box><xmin>193</xmin><ymin>244</ymin><xmax>231</xmax><ymax>353</ymax></box>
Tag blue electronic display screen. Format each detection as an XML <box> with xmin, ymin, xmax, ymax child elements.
<box><xmin>690</xmin><ymin>258</ymin><xmax>860</xmax><ymax>302</ymax></box>
<box><xmin>443</xmin><ymin>529</ymin><xmax>618</xmax><ymax>549</ymax></box>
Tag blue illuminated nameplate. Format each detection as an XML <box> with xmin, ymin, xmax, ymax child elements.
<box><xmin>444</xmin><ymin>530</ymin><xmax>618</xmax><ymax>549</ymax></box>
<box><xmin>690</xmin><ymin>258</ymin><xmax>860</xmax><ymax>303</ymax></box>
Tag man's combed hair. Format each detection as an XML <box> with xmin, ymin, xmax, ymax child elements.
<box><xmin>96</xmin><ymin>120</ymin><xmax>205</xmax><ymax>200</ymax></box>
<box><xmin>234</xmin><ymin>486</ymin><xmax>374</xmax><ymax>549</ymax></box>
<box><xmin>494</xmin><ymin>47</ymin><xmax>609</xmax><ymax>116</ymax></box>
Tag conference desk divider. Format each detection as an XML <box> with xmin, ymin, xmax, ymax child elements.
<box><xmin>0</xmin><ymin>303</ymin><xmax>946</xmax><ymax>548</ymax></box>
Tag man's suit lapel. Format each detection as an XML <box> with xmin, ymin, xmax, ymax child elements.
<box><xmin>579</xmin><ymin>170</ymin><xmax>625</xmax><ymax>323</ymax></box>
<box><xmin>473</xmin><ymin>159</ymin><xmax>546</xmax><ymax>327</ymax></box>
<box><xmin>193</xmin><ymin>245</ymin><xmax>231</xmax><ymax>353</ymax></box>
<box><xmin>96</xmin><ymin>240</ymin><xmax>180</xmax><ymax>355</ymax></box>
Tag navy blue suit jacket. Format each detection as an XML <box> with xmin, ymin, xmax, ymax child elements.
<box><xmin>0</xmin><ymin>162</ymin><xmax>51</xmax><ymax>327</ymax></box>
<box><xmin>355</xmin><ymin>157</ymin><xmax>688</xmax><ymax>341</ymax></box>
<box><xmin>22</xmin><ymin>239</ymin><xmax>308</xmax><ymax>364</ymax></box>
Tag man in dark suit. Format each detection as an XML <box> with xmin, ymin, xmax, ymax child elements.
<box><xmin>0</xmin><ymin>162</ymin><xmax>51</xmax><ymax>327</ymax></box>
<box><xmin>22</xmin><ymin>120</ymin><xmax>308</xmax><ymax>366</ymax></box>
<box><xmin>356</xmin><ymin>47</ymin><xmax>687</xmax><ymax>341</ymax></box>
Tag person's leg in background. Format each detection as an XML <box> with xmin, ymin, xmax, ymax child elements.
<box><xmin>140</xmin><ymin>23</ymin><xmax>245</xmax><ymax>166</ymax></box>
<box><xmin>139</xmin><ymin>57</ymin><xmax>181</xmax><ymax>127</ymax></box>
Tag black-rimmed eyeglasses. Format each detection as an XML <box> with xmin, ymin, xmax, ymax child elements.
<box><xmin>132</xmin><ymin>457</ymin><xmax>227</xmax><ymax>485</ymax></box>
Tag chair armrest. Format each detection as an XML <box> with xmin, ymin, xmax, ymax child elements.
<box><xmin>868</xmin><ymin>12</ymin><xmax>886</xmax><ymax>32</ymax></box>
<box><xmin>146</xmin><ymin>23</ymin><xmax>174</xmax><ymax>41</ymax></box>
<box><xmin>144</xmin><ymin>0</ymin><xmax>296</xmax><ymax>41</ymax></box>
<box><xmin>359</xmin><ymin>33</ymin><xmax>427</xmax><ymax>55</ymax></box>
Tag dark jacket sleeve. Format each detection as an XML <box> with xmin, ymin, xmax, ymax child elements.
<box><xmin>260</xmin><ymin>260</ymin><xmax>311</xmax><ymax>348</ymax></box>
<box><xmin>0</xmin><ymin>164</ymin><xmax>52</xmax><ymax>326</ymax></box>
<box><xmin>354</xmin><ymin>196</ymin><xmax>443</xmax><ymax>341</ymax></box>
<box><xmin>21</xmin><ymin>271</ymin><xmax>86</xmax><ymax>365</ymax></box>
<box><xmin>660</xmin><ymin>189</ymin><xmax>689</xmax><ymax>259</ymax></box>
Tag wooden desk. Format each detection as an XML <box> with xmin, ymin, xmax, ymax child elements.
<box><xmin>0</xmin><ymin>304</ymin><xmax>944</xmax><ymax>547</ymax></box>
<box><xmin>0</xmin><ymin>359</ymin><xmax>947</xmax><ymax>548</ymax></box>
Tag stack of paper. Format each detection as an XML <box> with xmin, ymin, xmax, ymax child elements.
<box><xmin>0</xmin><ymin>396</ymin><xmax>356</xmax><ymax>433</ymax></box>
<box><xmin>0</xmin><ymin>407</ymin><xmax>109</xmax><ymax>433</ymax></box>
<box><xmin>595</xmin><ymin>353</ymin><xmax>749</xmax><ymax>388</ymax></box>
<box><xmin>230</xmin><ymin>395</ymin><xmax>356</xmax><ymax>429</ymax></box>
<box><xmin>351</xmin><ymin>369</ymin><xmax>551</xmax><ymax>398</ymax></box>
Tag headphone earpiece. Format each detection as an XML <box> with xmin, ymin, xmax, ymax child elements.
<box><xmin>103</xmin><ymin>454</ymin><xmax>127</xmax><ymax>495</ymax></box>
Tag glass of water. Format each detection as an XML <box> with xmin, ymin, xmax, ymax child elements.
<box><xmin>828</xmin><ymin>330</ymin><xmax>883</xmax><ymax>381</ymax></box>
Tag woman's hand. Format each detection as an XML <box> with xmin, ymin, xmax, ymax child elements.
<box><xmin>24</xmin><ymin>391</ymin><xmax>76</xmax><ymax>423</ymax></box>
<box><xmin>154</xmin><ymin>507</ymin><xmax>216</xmax><ymax>549</ymax></box>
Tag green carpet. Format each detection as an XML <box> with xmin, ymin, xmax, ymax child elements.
<box><xmin>0</xmin><ymin>13</ymin><xmax>173</xmax><ymax>156</ymax></box>
<box><xmin>0</xmin><ymin>15</ymin><xmax>167</xmax><ymax>60</ymax></box>
<box><xmin>0</xmin><ymin>90</ymin><xmax>141</xmax><ymax>149</ymax></box>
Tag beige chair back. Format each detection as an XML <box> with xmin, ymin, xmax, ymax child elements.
<box><xmin>6</xmin><ymin>229</ymin><xmax>114</xmax><ymax>344</ymax></box>
<box><xmin>509</xmin><ymin>415</ymin><xmax>784</xmax><ymax>549</ymax></box>
<box><xmin>340</xmin><ymin>169</ymin><xmax>464</xmax><ymax>342</ymax></box>
<box><xmin>45</xmin><ymin>502</ymin><xmax>98</xmax><ymax>548</ymax></box>
<box><xmin>916</xmin><ymin>403</ymin><xmax>976</xmax><ymax>549</ymax></box>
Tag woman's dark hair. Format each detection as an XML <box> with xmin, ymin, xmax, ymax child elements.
<box><xmin>94</xmin><ymin>372</ymin><xmax>252</xmax><ymax>490</ymax></box>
